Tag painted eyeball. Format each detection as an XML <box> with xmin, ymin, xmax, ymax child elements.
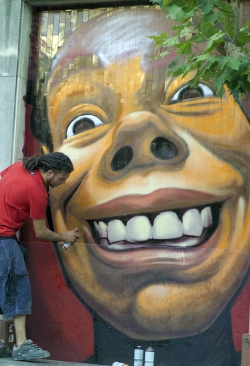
<box><xmin>170</xmin><ymin>83</ymin><xmax>216</xmax><ymax>104</ymax></box>
<box><xmin>66</xmin><ymin>114</ymin><xmax>104</xmax><ymax>138</ymax></box>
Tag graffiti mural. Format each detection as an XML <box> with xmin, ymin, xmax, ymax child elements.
<box><xmin>23</xmin><ymin>5</ymin><xmax>250</xmax><ymax>366</ymax></box>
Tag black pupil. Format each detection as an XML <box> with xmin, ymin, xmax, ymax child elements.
<box><xmin>73</xmin><ymin>118</ymin><xmax>94</xmax><ymax>134</ymax></box>
<box><xmin>180</xmin><ymin>87</ymin><xmax>203</xmax><ymax>101</ymax></box>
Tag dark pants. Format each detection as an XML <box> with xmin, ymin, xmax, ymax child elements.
<box><xmin>0</xmin><ymin>238</ymin><xmax>31</xmax><ymax>319</ymax></box>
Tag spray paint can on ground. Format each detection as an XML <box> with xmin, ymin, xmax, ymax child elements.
<box><xmin>134</xmin><ymin>345</ymin><xmax>144</xmax><ymax>366</ymax></box>
<box><xmin>112</xmin><ymin>362</ymin><xmax>129</xmax><ymax>366</ymax></box>
<box><xmin>144</xmin><ymin>346</ymin><xmax>154</xmax><ymax>366</ymax></box>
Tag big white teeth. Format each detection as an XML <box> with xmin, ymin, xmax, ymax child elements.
<box><xmin>152</xmin><ymin>212</ymin><xmax>183</xmax><ymax>240</ymax></box>
<box><xmin>201</xmin><ymin>206</ymin><xmax>212</xmax><ymax>228</ymax></box>
<box><xmin>94</xmin><ymin>221</ymin><xmax>107</xmax><ymax>238</ymax></box>
<box><xmin>183</xmin><ymin>209</ymin><xmax>203</xmax><ymax>236</ymax></box>
<box><xmin>108</xmin><ymin>220</ymin><xmax>126</xmax><ymax>243</ymax></box>
<box><xmin>127</xmin><ymin>216</ymin><xmax>152</xmax><ymax>242</ymax></box>
<box><xmin>94</xmin><ymin>206</ymin><xmax>213</xmax><ymax>244</ymax></box>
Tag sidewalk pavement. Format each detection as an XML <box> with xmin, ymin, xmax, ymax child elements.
<box><xmin>0</xmin><ymin>357</ymin><xmax>108</xmax><ymax>366</ymax></box>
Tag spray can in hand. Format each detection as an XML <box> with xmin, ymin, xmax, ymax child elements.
<box><xmin>60</xmin><ymin>242</ymin><xmax>72</xmax><ymax>250</ymax></box>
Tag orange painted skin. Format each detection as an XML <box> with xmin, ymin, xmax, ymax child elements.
<box><xmin>44</xmin><ymin>9</ymin><xmax>250</xmax><ymax>340</ymax></box>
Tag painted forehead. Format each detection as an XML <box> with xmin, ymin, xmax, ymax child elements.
<box><xmin>48</xmin><ymin>8</ymin><xmax>175</xmax><ymax>82</ymax></box>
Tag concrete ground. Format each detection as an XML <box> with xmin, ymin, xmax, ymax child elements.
<box><xmin>0</xmin><ymin>357</ymin><xmax>107</xmax><ymax>366</ymax></box>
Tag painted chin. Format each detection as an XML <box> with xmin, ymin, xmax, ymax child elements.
<box><xmin>59</xmin><ymin>191</ymin><xmax>249</xmax><ymax>339</ymax></box>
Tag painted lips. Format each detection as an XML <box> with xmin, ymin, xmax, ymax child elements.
<box><xmin>80</xmin><ymin>189</ymin><xmax>232</xmax><ymax>267</ymax></box>
<box><xmin>83</xmin><ymin>189</ymin><xmax>227</xmax><ymax>253</ymax></box>
<box><xmin>74</xmin><ymin>188</ymin><xmax>232</xmax><ymax>256</ymax></box>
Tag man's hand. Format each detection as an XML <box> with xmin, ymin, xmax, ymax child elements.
<box><xmin>33</xmin><ymin>219</ymin><xmax>80</xmax><ymax>243</ymax></box>
<box><xmin>63</xmin><ymin>228</ymin><xmax>79</xmax><ymax>244</ymax></box>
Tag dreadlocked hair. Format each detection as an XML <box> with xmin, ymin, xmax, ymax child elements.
<box><xmin>23</xmin><ymin>152</ymin><xmax>74</xmax><ymax>174</ymax></box>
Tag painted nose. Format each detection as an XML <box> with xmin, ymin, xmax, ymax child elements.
<box><xmin>111</xmin><ymin>136</ymin><xmax>179</xmax><ymax>171</ymax></box>
<box><xmin>101</xmin><ymin>111</ymin><xmax>189</xmax><ymax>178</ymax></box>
<box><xmin>111</xmin><ymin>146</ymin><xmax>133</xmax><ymax>171</ymax></box>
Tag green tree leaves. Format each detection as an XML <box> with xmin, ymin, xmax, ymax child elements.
<box><xmin>150</xmin><ymin>0</ymin><xmax>250</xmax><ymax>100</ymax></box>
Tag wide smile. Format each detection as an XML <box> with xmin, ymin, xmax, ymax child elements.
<box><xmin>84</xmin><ymin>186</ymin><xmax>230</xmax><ymax>254</ymax></box>
<box><xmin>62</xmin><ymin>186</ymin><xmax>242</xmax><ymax>274</ymax></box>
<box><xmin>89</xmin><ymin>202</ymin><xmax>221</xmax><ymax>251</ymax></box>
<box><xmin>66</xmin><ymin>188</ymin><xmax>235</xmax><ymax>267</ymax></box>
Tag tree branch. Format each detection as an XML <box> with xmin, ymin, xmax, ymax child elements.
<box><xmin>232</xmin><ymin>0</ymin><xmax>240</xmax><ymax>44</ymax></box>
<box><xmin>214</xmin><ymin>19</ymin><xmax>232</xmax><ymax>42</ymax></box>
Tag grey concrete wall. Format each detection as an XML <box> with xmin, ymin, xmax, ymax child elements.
<box><xmin>0</xmin><ymin>0</ymin><xmax>32</xmax><ymax>171</ymax></box>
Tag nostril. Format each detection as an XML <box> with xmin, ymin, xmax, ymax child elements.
<box><xmin>150</xmin><ymin>137</ymin><xmax>178</xmax><ymax>160</ymax></box>
<box><xmin>111</xmin><ymin>146</ymin><xmax>133</xmax><ymax>171</ymax></box>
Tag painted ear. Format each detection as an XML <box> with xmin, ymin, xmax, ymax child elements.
<box><xmin>41</xmin><ymin>145</ymin><xmax>50</xmax><ymax>155</ymax></box>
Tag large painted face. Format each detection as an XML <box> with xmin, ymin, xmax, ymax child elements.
<box><xmin>45</xmin><ymin>9</ymin><xmax>250</xmax><ymax>340</ymax></box>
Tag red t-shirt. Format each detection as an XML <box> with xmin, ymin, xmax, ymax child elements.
<box><xmin>0</xmin><ymin>162</ymin><xmax>48</xmax><ymax>236</ymax></box>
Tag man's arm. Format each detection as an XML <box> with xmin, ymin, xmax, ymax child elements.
<box><xmin>33</xmin><ymin>219</ymin><xmax>79</xmax><ymax>243</ymax></box>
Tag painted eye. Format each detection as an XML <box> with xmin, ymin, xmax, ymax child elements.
<box><xmin>170</xmin><ymin>83</ymin><xmax>215</xmax><ymax>103</ymax></box>
<box><xmin>66</xmin><ymin>115</ymin><xmax>104</xmax><ymax>138</ymax></box>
